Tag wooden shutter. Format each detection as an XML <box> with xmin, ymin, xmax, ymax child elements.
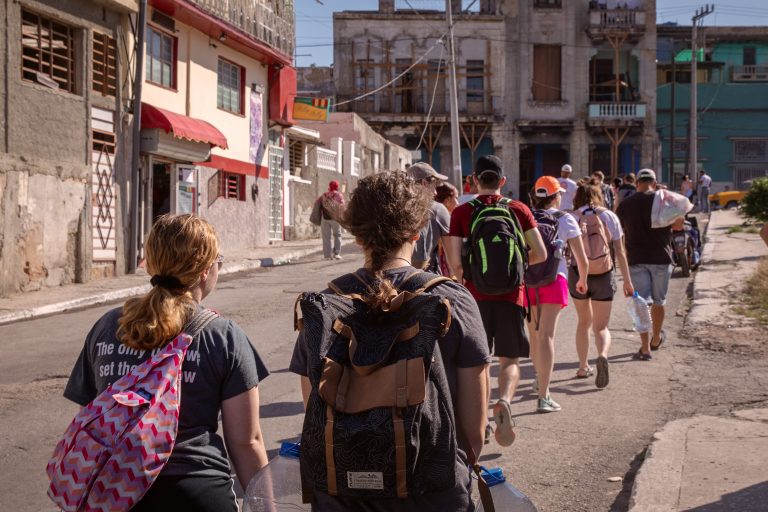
<box><xmin>533</xmin><ymin>45</ymin><xmax>561</xmax><ymax>101</ymax></box>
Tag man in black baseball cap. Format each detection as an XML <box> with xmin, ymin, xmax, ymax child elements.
<box><xmin>446</xmin><ymin>154</ymin><xmax>547</xmax><ymax>446</ymax></box>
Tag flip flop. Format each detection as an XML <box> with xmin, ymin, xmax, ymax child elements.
<box><xmin>492</xmin><ymin>399</ymin><xmax>516</xmax><ymax>447</ymax></box>
<box><xmin>595</xmin><ymin>356</ymin><xmax>609</xmax><ymax>389</ymax></box>
<box><xmin>650</xmin><ymin>330</ymin><xmax>666</xmax><ymax>351</ymax></box>
<box><xmin>632</xmin><ymin>350</ymin><xmax>652</xmax><ymax>361</ymax></box>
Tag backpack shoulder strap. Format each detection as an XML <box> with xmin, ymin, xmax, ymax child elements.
<box><xmin>327</xmin><ymin>272</ymin><xmax>372</xmax><ymax>301</ymax></box>
<box><xmin>552</xmin><ymin>210</ymin><xmax>567</xmax><ymax>219</ymax></box>
<box><xmin>183</xmin><ymin>308</ymin><xmax>219</xmax><ymax>338</ymax></box>
<box><xmin>400</xmin><ymin>270</ymin><xmax>453</xmax><ymax>294</ymax></box>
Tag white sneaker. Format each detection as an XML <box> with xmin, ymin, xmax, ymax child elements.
<box><xmin>333</xmin><ymin>254</ymin><xmax>342</xmax><ymax>260</ymax></box>
<box><xmin>536</xmin><ymin>395</ymin><xmax>562</xmax><ymax>413</ymax></box>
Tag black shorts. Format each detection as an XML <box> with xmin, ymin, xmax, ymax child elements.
<box><xmin>476</xmin><ymin>301</ymin><xmax>529</xmax><ymax>359</ymax></box>
<box><xmin>131</xmin><ymin>474</ymin><xmax>238</xmax><ymax>512</ymax></box>
<box><xmin>568</xmin><ymin>267</ymin><xmax>616</xmax><ymax>302</ymax></box>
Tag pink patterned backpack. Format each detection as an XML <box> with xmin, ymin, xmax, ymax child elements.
<box><xmin>47</xmin><ymin>309</ymin><xmax>218</xmax><ymax>511</ymax></box>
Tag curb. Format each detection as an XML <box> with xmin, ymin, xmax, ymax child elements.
<box><xmin>0</xmin><ymin>243</ymin><xmax>334</xmax><ymax>326</ymax></box>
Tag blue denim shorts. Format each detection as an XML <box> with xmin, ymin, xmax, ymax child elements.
<box><xmin>629</xmin><ymin>264</ymin><xmax>673</xmax><ymax>306</ymax></box>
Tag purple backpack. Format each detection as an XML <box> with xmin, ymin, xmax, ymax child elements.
<box><xmin>47</xmin><ymin>309</ymin><xmax>218</xmax><ymax>511</ymax></box>
<box><xmin>525</xmin><ymin>209</ymin><xmax>565</xmax><ymax>288</ymax></box>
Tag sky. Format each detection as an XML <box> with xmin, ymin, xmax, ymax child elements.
<box><xmin>294</xmin><ymin>0</ymin><xmax>768</xmax><ymax>67</ymax></box>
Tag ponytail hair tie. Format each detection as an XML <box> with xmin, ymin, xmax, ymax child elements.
<box><xmin>150</xmin><ymin>275</ymin><xmax>183</xmax><ymax>289</ymax></box>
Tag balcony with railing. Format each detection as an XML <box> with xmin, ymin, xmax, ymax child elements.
<box><xmin>731</xmin><ymin>65</ymin><xmax>768</xmax><ymax>82</ymax></box>
<box><xmin>587</xmin><ymin>7</ymin><xmax>646</xmax><ymax>43</ymax></box>
<box><xmin>188</xmin><ymin>0</ymin><xmax>294</xmax><ymax>59</ymax></box>
<box><xmin>587</xmin><ymin>102</ymin><xmax>646</xmax><ymax>126</ymax></box>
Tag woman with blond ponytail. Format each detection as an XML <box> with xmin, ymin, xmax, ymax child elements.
<box><xmin>64</xmin><ymin>214</ymin><xmax>269</xmax><ymax>511</ymax></box>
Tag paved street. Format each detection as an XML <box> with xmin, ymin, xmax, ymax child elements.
<box><xmin>0</xmin><ymin>245</ymin><xmax>694</xmax><ymax>512</ymax></box>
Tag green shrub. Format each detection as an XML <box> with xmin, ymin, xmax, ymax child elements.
<box><xmin>741</xmin><ymin>177</ymin><xmax>768</xmax><ymax>222</ymax></box>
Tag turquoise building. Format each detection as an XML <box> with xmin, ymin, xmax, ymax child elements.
<box><xmin>657</xmin><ymin>25</ymin><xmax>768</xmax><ymax>192</ymax></box>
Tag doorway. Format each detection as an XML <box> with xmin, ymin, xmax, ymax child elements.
<box><xmin>152</xmin><ymin>161</ymin><xmax>172</xmax><ymax>221</ymax></box>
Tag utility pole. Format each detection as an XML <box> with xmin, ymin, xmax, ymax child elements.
<box><xmin>669</xmin><ymin>55</ymin><xmax>676</xmax><ymax>186</ymax></box>
<box><xmin>445</xmin><ymin>0</ymin><xmax>462</xmax><ymax>188</ymax></box>
<box><xmin>129</xmin><ymin>0</ymin><xmax>147</xmax><ymax>273</ymax></box>
<box><xmin>688</xmin><ymin>4</ymin><xmax>714</xmax><ymax>184</ymax></box>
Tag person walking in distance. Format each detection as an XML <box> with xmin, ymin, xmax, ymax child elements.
<box><xmin>591</xmin><ymin>170</ymin><xmax>615</xmax><ymax>211</ymax></box>
<box><xmin>616</xmin><ymin>172</ymin><xmax>637</xmax><ymax>208</ymax></box>
<box><xmin>558</xmin><ymin>164</ymin><xmax>578</xmax><ymax>211</ymax></box>
<box><xmin>570</xmin><ymin>184</ymin><xmax>634</xmax><ymax>387</ymax></box>
<box><xmin>617</xmin><ymin>169</ymin><xmax>685</xmax><ymax>360</ymax></box>
<box><xmin>63</xmin><ymin>215</ymin><xmax>270</xmax><ymax>511</ymax></box>
<box><xmin>408</xmin><ymin>162</ymin><xmax>452</xmax><ymax>272</ymax></box>
<box><xmin>680</xmin><ymin>175</ymin><xmax>695</xmax><ymax>202</ymax></box>
<box><xmin>447</xmin><ymin>155</ymin><xmax>547</xmax><ymax>445</ymax></box>
<box><xmin>290</xmin><ymin>172</ymin><xmax>490</xmax><ymax>511</ymax></box>
<box><xmin>526</xmin><ymin>177</ymin><xmax>589</xmax><ymax>413</ymax></box>
<box><xmin>698</xmin><ymin>170</ymin><xmax>712</xmax><ymax>213</ymax></box>
<box><xmin>319</xmin><ymin>180</ymin><xmax>345</xmax><ymax>260</ymax></box>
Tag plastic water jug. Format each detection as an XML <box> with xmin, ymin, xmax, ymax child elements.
<box><xmin>243</xmin><ymin>442</ymin><xmax>309</xmax><ymax>512</ymax></box>
<box><xmin>476</xmin><ymin>467</ymin><xmax>538</xmax><ymax>512</ymax></box>
<box><xmin>627</xmin><ymin>291</ymin><xmax>652</xmax><ymax>333</ymax></box>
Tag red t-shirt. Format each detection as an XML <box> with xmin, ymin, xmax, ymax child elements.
<box><xmin>449</xmin><ymin>195</ymin><xmax>537</xmax><ymax>305</ymax></box>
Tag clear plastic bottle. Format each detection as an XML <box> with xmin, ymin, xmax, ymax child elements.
<box><xmin>627</xmin><ymin>291</ymin><xmax>652</xmax><ymax>333</ymax></box>
<box><xmin>243</xmin><ymin>442</ymin><xmax>309</xmax><ymax>512</ymax></box>
<box><xmin>476</xmin><ymin>467</ymin><xmax>538</xmax><ymax>512</ymax></box>
<box><xmin>553</xmin><ymin>238</ymin><xmax>566</xmax><ymax>260</ymax></box>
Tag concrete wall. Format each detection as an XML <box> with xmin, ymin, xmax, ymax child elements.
<box><xmin>196</xmin><ymin>166</ymin><xmax>270</xmax><ymax>249</ymax></box>
<box><xmin>0</xmin><ymin>0</ymin><xmax>128</xmax><ymax>296</ymax></box>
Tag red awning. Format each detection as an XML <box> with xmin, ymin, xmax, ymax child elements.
<box><xmin>194</xmin><ymin>154</ymin><xmax>268</xmax><ymax>179</ymax></box>
<box><xmin>141</xmin><ymin>103</ymin><xmax>228</xmax><ymax>149</ymax></box>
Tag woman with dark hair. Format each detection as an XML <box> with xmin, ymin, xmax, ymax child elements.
<box><xmin>63</xmin><ymin>214</ymin><xmax>270</xmax><ymax>511</ymax></box>
<box><xmin>290</xmin><ymin>171</ymin><xmax>490</xmax><ymax>511</ymax></box>
<box><xmin>569</xmin><ymin>184</ymin><xmax>634</xmax><ymax>388</ymax></box>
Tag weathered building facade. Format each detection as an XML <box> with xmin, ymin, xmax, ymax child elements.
<box><xmin>657</xmin><ymin>25</ymin><xmax>768</xmax><ymax>191</ymax></box>
<box><xmin>0</xmin><ymin>0</ymin><xmax>136</xmax><ymax>296</ymax></box>
<box><xmin>137</xmin><ymin>0</ymin><xmax>296</xmax><ymax>254</ymax></box>
<box><xmin>285</xmin><ymin>113</ymin><xmax>412</xmax><ymax>241</ymax></box>
<box><xmin>333</xmin><ymin>1</ymin><xmax>506</xmax><ymax>186</ymax></box>
<box><xmin>333</xmin><ymin>0</ymin><xmax>659</xmax><ymax>197</ymax></box>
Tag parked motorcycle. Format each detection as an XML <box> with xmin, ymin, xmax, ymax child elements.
<box><xmin>672</xmin><ymin>215</ymin><xmax>702</xmax><ymax>277</ymax></box>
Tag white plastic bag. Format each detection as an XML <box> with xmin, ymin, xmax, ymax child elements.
<box><xmin>651</xmin><ymin>189</ymin><xmax>693</xmax><ymax>228</ymax></box>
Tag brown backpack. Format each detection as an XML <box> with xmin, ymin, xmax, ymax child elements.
<box><xmin>572</xmin><ymin>207</ymin><xmax>613</xmax><ymax>275</ymax></box>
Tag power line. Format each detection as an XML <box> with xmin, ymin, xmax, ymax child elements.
<box><xmin>416</xmin><ymin>42</ymin><xmax>446</xmax><ymax>151</ymax></box>
<box><xmin>333</xmin><ymin>34</ymin><xmax>448</xmax><ymax>108</ymax></box>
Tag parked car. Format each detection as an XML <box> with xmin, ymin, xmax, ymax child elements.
<box><xmin>708</xmin><ymin>189</ymin><xmax>747</xmax><ymax>209</ymax></box>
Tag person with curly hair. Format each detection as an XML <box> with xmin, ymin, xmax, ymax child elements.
<box><xmin>64</xmin><ymin>214</ymin><xmax>269</xmax><ymax>511</ymax></box>
<box><xmin>290</xmin><ymin>171</ymin><xmax>491</xmax><ymax>511</ymax></box>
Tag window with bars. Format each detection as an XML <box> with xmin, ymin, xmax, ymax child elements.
<box><xmin>532</xmin><ymin>45</ymin><xmax>562</xmax><ymax>102</ymax></box>
<box><xmin>534</xmin><ymin>0</ymin><xmax>562</xmax><ymax>8</ymax></box>
<box><xmin>733</xmin><ymin>139</ymin><xmax>768</xmax><ymax>162</ymax></box>
<box><xmin>146</xmin><ymin>25</ymin><xmax>175</xmax><ymax>88</ymax></box>
<box><xmin>219</xmin><ymin>172</ymin><xmax>245</xmax><ymax>201</ymax></box>
<box><xmin>93</xmin><ymin>32</ymin><xmax>117</xmax><ymax>97</ymax></box>
<box><xmin>217</xmin><ymin>58</ymin><xmax>244</xmax><ymax>114</ymax></box>
<box><xmin>93</xmin><ymin>130</ymin><xmax>116</xmax><ymax>155</ymax></box>
<box><xmin>466</xmin><ymin>60</ymin><xmax>485</xmax><ymax>103</ymax></box>
<box><xmin>21</xmin><ymin>10</ymin><xmax>76</xmax><ymax>93</ymax></box>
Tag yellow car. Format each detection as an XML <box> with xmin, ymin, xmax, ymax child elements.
<box><xmin>708</xmin><ymin>190</ymin><xmax>747</xmax><ymax>209</ymax></box>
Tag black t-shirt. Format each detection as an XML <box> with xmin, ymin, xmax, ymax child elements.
<box><xmin>616</xmin><ymin>190</ymin><xmax>673</xmax><ymax>265</ymax></box>
<box><xmin>64</xmin><ymin>305</ymin><xmax>269</xmax><ymax>478</ymax></box>
<box><xmin>289</xmin><ymin>266</ymin><xmax>491</xmax><ymax>512</ymax></box>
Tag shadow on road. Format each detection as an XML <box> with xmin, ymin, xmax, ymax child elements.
<box><xmin>259</xmin><ymin>400</ymin><xmax>305</xmax><ymax>419</ymax></box>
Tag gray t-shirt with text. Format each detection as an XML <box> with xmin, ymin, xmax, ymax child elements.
<box><xmin>64</xmin><ymin>305</ymin><xmax>269</xmax><ymax>478</ymax></box>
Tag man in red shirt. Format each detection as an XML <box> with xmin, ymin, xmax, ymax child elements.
<box><xmin>447</xmin><ymin>155</ymin><xmax>546</xmax><ymax>446</ymax></box>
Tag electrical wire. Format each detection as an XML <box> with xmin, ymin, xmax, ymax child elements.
<box><xmin>333</xmin><ymin>34</ymin><xmax>448</xmax><ymax>108</ymax></box>
<box><xmin>415</xmin><ymin>42</ymin><xmax>446</xmax><ymax>151</ymax></box>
